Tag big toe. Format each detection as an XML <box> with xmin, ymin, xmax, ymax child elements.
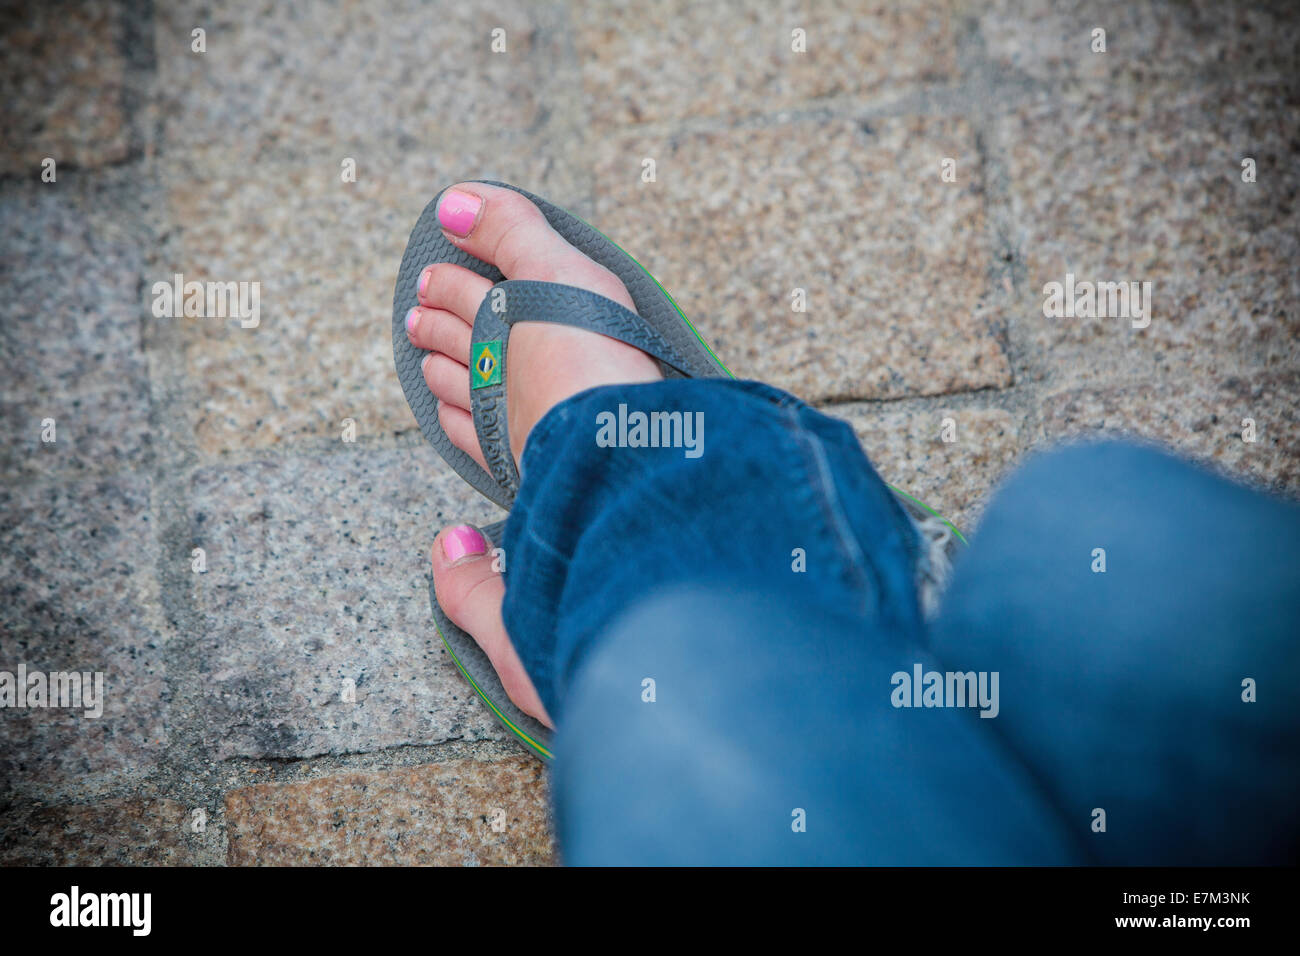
<box><xmin>431</xmin><ymin>524</ymin><xmax>551</xmax><ymax>727</ymax></box>
<box><xmin>434</xmin><ymin>182</ymin><xmax>635</xmax><ymax>311</ymax></box>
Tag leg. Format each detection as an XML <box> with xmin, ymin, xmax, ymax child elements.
<box><xmin>502</xmin><ymin>377</ymin><xmax>1076</xmax><ymax>864</ymax></box>
<box><xmin>930</xmin><ymin>441</ymin><xmax>1300</xmax><ymax>864</ymax></box>
<box><xmin>411</xmin><ymin>183</ymin><xmax>1077</xmax><ymax>863</ymax></box>
<box><xmin>554</xmin><ymin>585</ymin><xmax>1080</xmax><ymax>865</ymax></box>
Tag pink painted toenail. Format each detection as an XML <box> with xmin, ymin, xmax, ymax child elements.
<box><xmin>437</xmin><ymin>188</ymin><xmax>483</xmax><ymax>238</ymax></box>
<box><xmin>406</xmin><ymin>308</ymin><xmax>419</xmax><ymax>333</ymax></box>
<box><xmin>417</xmin><ymin>268</ymin><xmax>431</xmax><ymax>299</ymax></box>
<box><xmin>442</xmin><ymin>525</ymin><xmax>487</xmax><ymax>563</ymax></box>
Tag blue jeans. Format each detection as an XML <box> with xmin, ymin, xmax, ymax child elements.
<box><xmin>500</xmin><ymin>379</ymin><xmax>1300</xmax><ymax>865</ymax></box>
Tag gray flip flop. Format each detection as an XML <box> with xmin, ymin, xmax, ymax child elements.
<box><xmin>392</xmin><ymin>181</ymin><xmax>964</xmax><ymax>760</ymax></box>
<box><xmin>393</xmin><ymin>181</ymin><xmax>726</xmax><ymax>759</ymax></box>
<box><xmin>394</xmin><ymin>182</ymin><xmax>728</xmax><ymax>513</ymax></box>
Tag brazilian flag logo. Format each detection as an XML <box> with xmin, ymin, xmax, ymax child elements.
<box><xmin>472</xmin><ymin>341</ymin><xmax>502</xmax><ymax>388</ymax></box>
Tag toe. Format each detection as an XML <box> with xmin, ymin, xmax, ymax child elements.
<box><xmin>406</xmin><ymin>307</ymin><xmax>471</xmax><ymax>363</ymax></box>
<box><xmin>422</xmin><ymin>353</ymin><xmax>471</xmax><ymax>409</ymax></box>
<box><xmin>416</xmin><ymin>261</ymin><xmax>494</xmax><ymax>322</ymax></box>
<box><xmin>435</xmin><ymin>182</ymin><xmax>634</xmax><ymax>309</ymax></box>
<box><xmin>432</xmin><ymin>525</ymin><xmax>551</xmax><ymax>726</ymax></box>
<box><xmin>437</xmin><ymin>402</ymin><xmax>489</xmax><ymax>472</ymax></box>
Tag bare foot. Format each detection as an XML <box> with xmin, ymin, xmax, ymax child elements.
<box><xmin>407</xmin><ymin>183</ymin><xmax>661</xmax><ymax>727</ymax></box>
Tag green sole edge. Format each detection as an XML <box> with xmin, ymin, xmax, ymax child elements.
<box><xmin>435</xmin><ymin>617</ymin><xmax>554</xmax><ymax>760</ymax></box>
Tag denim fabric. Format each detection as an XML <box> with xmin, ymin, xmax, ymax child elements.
<box><xmin>552</xmin><ymin>585</ymin><xmax>1082</xmax><ymax>865</ymax></box>
<box><xmin>499</xmin><ymin>379</ymin><xmax>1300</xmax><ymax>864</ymax></box>
<box><xmin>928</xmin><ymin>441</ymin><xmax>1300</xmax><ymax>865</ymax></box>
<box><xmin>502</xmin><ymin>379</ymin><xmax>926</xmax><ymax>722</ymax></box>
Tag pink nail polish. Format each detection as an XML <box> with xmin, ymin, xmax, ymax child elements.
<box><xmin>406</xmin><ymin>308</ymin><xmax>419</xmax><ymax>333</ymax></box>
<box><xmin>437</xmin><ymin>188</ymin><xmax>483</xmax><ymax>238</ymax></box>
<box><xmin>417</xmin><ymin>268</ymin><xmax>431</xmax><ymax>299</ymax></box>
<box><xmin>442</xmin><ymin>525</ymin><xmax>487</xmax><ymax>563</ymax></box>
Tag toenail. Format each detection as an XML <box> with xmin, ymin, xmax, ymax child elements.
<box><xmin>437</xmin><ymin>188</ymin><xmax>484</xmax><ymax>238</ymax></box>
<box><xmin>405</xmin><ymin>307</ymin><xmax>419</xmax><ymax>334</ymax></box>
<box><xmin>442</xmin><ymin>525</ymin><xmax>487</xmax><ymax>563</ymax></box>
<box><xmin>421</xmin><ymin>353</ymin><xmax>432</xmax><ymax>374</ymax></box>
<box><xmin>417</xmin><ymin>267</ymin><xmax>431</xmax><ymax>299</ymax></box>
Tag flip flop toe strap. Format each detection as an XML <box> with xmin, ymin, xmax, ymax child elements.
<box><xmin>468</xmin><ymin>279</ymin><xmax>700</xmax><ymax>498</ymax></box>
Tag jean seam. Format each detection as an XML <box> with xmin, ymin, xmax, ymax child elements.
<box><xmin>816</xmin><ymin>413</ymin><xmax>927</xmax><ymax>617</ymax></box>
<box><xmin>786</xmin><ymin>408</ymin><xmax>875</xmax><ymax>617</ymax></box>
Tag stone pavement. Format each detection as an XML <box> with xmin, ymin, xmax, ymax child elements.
<box><xmin>1</xmin><ymin>0</ymin><xmax>1296</xmax><ymax>865</ymax></box>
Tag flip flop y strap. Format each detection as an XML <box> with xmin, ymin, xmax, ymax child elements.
<box><xmin>468</xmin><ymin>279</ymin><xmax>703</xmax><ymax>498</ymax></box>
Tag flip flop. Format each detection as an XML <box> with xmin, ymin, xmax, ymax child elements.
<box><xmin>392</xmin><ymin>181</ymin><xmax>965</xmax><ymax>759</ymax></box>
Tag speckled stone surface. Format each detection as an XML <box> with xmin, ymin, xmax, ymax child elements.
<box><xmin>591</xmin><ymin>116</ymin><xmax>1011</xmax><ymax>402</ymax></box>
<box><xmin>162</xmin><ymin>144</ymin><xmax>587</xmax><ymax>456</ymax></box>
<box><xmin>0</xmin><ymin>3</ymin><xmax>130</xmax><ymax>174</ymax></box>
<box><xmin>0</xmin><ymin>174</ymin><xmax>153</xmax><ymax>480</ymax></box>
<box><xmin>1040</xmin><ymin>371</ymin><xmax>1300</xmax><ymax>496</ymax></box>
<box><xmin>188</xmin><ymin>446</ymin><xmax>506</xmax><ymax>760</ymax></box>
<box><xmin>576</xmin><ymin>0</ymin><xmax>957</xmax><ymax>127</ymax></box>
<box><xmin>224</xmin><ymin>757</ymin><xmax>556</xmax><ymax>865</ymax></box>
<box><xmin>996</xmin><ymin>77</ymin><xmax>1300</xmax><ymax>385</ymax></box>
<box><xmin>154</xmin><ymin>0</ymin><xmax>552</xmax><ymax>155</ymax></box>
<box><xmin>0</xmin><ymin>799</ymin><xmax>196</xmax><ymax>866</ymax></box>
<box><xmin>978</xmin><ymin>0</ymin><xmax>1300</xmax><ymax>82</ymax></box>
<box><xmin>0</xmin><ymin>474</ymin><xmax>168</xmax><ymax>797</ymax></box>
<box><xmin>831</xmin><ymin>404</ymin><xmax>1022</xmax><ymax>532</ymax></box>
